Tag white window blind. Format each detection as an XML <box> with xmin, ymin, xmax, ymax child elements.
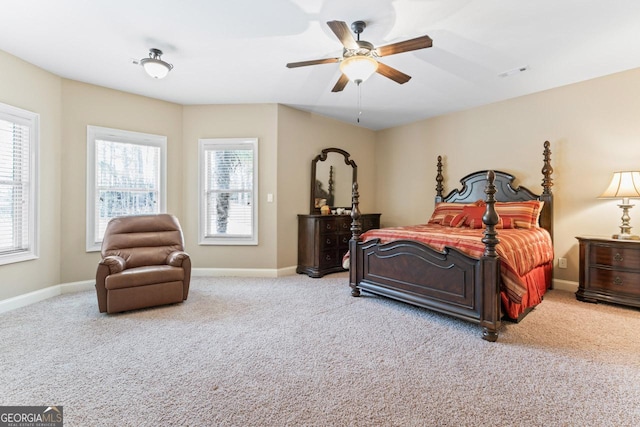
<box><xmin>199</xmin><ymin>138</ymin><xmax>258</xmax><ymax>245</ymax></box>
<box><xmin>0</xmin><ymin>103</ymin><xmax>39</xmax><ymax>265</ymax></box>
<box><xmin>87</xmin><ymin>126</ymin><xmax>166</xmax><ymax>251</ymax></box>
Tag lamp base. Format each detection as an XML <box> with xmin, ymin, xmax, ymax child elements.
<box><xmin>612</xmin><ymin>233</ymin><xmax>640</xmax><ymax>240</ymax></box>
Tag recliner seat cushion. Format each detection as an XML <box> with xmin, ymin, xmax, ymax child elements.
<box><xmin>105</xmin><ymin>265</ymin><xmax>184</xmax><ymax>290</ymax></box>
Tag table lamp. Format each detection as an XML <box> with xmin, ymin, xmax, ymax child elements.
<box><xmin>599</xmin><ymin>171</ymin><xmax>640</xmax><ymax>240</ymax></box>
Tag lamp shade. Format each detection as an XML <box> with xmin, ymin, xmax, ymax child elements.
<box><xmin>339</xmin><ymin>55</ymin><xmax>378</xmax><ymax>84</ymax></box>
<box><xmin>599</xmin><ymin>171</ymin><xmax>640</xmax><ymax>199</ymax></box>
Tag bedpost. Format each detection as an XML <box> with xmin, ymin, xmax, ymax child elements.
<box><xmin>481</xmin><ymin>171</ymin><xmax>501</xmax><ymax>342</ymax></box>
<box><xmin>540</xmin><ymin>141</ymin><xmax>554</xmax><ymax>240</ymax></box>
<box><xmin>349</xmin><ymin>181</ymin><xmax>362</xmax><ymax>297</ymax></box>
<box><xmin>435</xmin><ymin>155</ymin><xmax>444</xmax><ymax>202</ymax></box>
<box><xmin>435</xmin><ymin>155</ymin><xmax>444</xmax><ymax>203</ymax></box>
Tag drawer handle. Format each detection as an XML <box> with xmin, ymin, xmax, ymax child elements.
<box><xmin>326</xmin><ymin>238</ymin><xmax>332</xmax><ymax>245</ymax></box>
<box><xmin>614</xmin><ymin>253</ymin><xmax>624</xmax><ymax>262</ymax></box>
<box><xmin>326</xmin><ymin>224</ymin><xmax>332</xmax><ymax>230</ymax></box>
<box><xmin>325</xmin><ymin>254</ymin><xmax>332</xmax><ymax>261</ymax></box>
<box><xmin>613</xmin><ymin>276</ymin><xmax>623</xmax><ymax>286</ymax></box>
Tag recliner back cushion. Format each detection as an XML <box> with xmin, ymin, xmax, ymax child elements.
<box><xmin>102</xmin><ymin>214</ymin><xmax>185</xmax><ymax>269</ymax></box>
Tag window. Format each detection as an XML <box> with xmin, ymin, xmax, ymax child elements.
<box><xmin>0</xmin><ymin>103</ymin><xmax>39</xmax><ymax>265</ymax></box>
<box><xmin>86</xmin><ymin>126</ymin><xmax>166</xmax><ymax>251</ymax></box>
<box><xmin>199</xmin><ymin>138</ymin><xmax>258</xmax><ymax>245</ymax></box>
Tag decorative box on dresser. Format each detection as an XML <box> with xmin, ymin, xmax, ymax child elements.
<box><xmin>576</xmin><ymin>236</ymin><xmax>640</xmax><ymax>308</ymax></box>
<box><xmin>297</xmin><ymin>213</ymin><xmax>381</xmax><ymax>278</ymax></box>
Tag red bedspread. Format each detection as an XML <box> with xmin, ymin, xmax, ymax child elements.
<box><xmin>349</xmin><ymin>224</ymin><xmax>553</xmax><ymax>305</ymax></box>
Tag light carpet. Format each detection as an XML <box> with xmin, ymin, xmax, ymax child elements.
<box><xmin>1</xmin><ymin>273</ymin><xmax>639</xmax><ymax>426</ymax></box>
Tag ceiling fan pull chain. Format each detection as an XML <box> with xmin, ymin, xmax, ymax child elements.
<box><xmin>357</xmin><ymin>82</ymin><xmax>362</xmax><ymax>123</ymax></box>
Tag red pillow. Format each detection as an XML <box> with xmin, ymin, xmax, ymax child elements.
<box><xmin>451</xmin><ymin>213</ymin><xmax>467</xmax><ymax>227</ymax></box>
<box><xmin>463</xmin><ymin>205</ymin><xmax>485</xmax><ymax>227</ymax></box>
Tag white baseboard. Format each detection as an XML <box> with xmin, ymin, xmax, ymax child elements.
<box><xmin>0</xmin><ymin>280</ymin><xmax>94</xmax><ymax>315</ymax></box>
<box><xmin>553</xmin><ymin>278</ymin><xmax>578</xmax><ymax>292</ymax></box>
<box><xmin>0</xmin><ymin>268</ymin><xmax>300</xmax><ymax>315</ymax></box>
<box><xmin>192</xmin><ymin>266</ymin><xmax>297</xmax><ymax>278</ymax></box>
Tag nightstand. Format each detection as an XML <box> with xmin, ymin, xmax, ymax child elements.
<box><xmin>576</xmin><ymin>236</ymin><xmax>640</xmax><ymax>308</ymax></box>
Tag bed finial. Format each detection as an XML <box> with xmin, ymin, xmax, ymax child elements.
<box><xmin>350</xmin><ymin>182</ymin><xmax>362</xmax><ymax>242</ymax></box>
<box><xmin>435</xmin><ymin>155</ymin><xmax>444</xmax><ymax>202</ymax></box>
<box><xmin>482</xmin><ymin>170</ymin><xmax>499</xmax><ymax>258</ymax></box>
<box><xmin>542</xmin><ymin>141</ymin><xmax>553</xmax><ymax>195</ymax></box>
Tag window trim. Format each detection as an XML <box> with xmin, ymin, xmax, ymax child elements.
<box><xmin>86</xmin><ymin>125</ymin><xmax>167</xmax><ymax>252</ymax></box>
<box><xmin>0</xmin><ymin>102</ymin><xmax>39</xmax><ymax>265</ymax></box>
<box><xmin>198</xmin><ymin>137</ymin><xmax>258</xmax><ymax>245</ymax></box>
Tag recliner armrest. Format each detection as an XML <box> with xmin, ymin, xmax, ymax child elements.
<box><xmin>167</xmin><ymin>251</ymin><xmax>190</xmax><ymax>267</ymax></box>
<box><xmin>99</xmin><ymin>255</ymin><xmax>126</xmax><ymax>274</ymax></box>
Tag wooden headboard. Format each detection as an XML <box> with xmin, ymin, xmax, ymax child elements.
<box><xmin>434</xmin><ymin>141</ymin><xmax>554</xmax><ymax>239</ymax></box>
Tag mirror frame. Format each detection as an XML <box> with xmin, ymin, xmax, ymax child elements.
<box><xmin>310</xmin><ymin>147</ymin><xmax>357</xmax><ymax>214</ymax></box>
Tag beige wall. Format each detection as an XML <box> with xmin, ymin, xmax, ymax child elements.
<box><xmin>0</xmin><ymin>51</ymin><xmax>62</xmax><ymax>300</ymax></box>
<box><xmin>276</xmin><ymin>105</ymin><xmax>376</xmax><ymax>269</ymax></box>
<box><xmin>375</xmin><ymin>67</ymin><xmax>640</xmax><ymax>283</ymax></box>
<box><xmin>3</xmin><ymin>45</ymin><xmax>640</xmax><ymax>301</ymax></box>
<box><xmin>60</xmin><ymin>80</ymin><xmax>184</xmax><ymax>282</ymax></box>
<box><xmin>181</xmin><ymin>104</ymin><xmax>279</xmax><ymax>270</ymax></box>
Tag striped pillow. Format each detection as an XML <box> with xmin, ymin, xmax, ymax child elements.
<box><xmin>428</xmin><ymin>203</ymin><xmax>467</xmax><ymax>224</ymax></box>
<box><xmin>495</xmin><ymin>201</ymin><xmax>544</xmax><ymax>228</ymax></box>
<box><xmin>428</xmin><ymin>200</ymin><xmax>485</xmax><ymax>225</ymax></box>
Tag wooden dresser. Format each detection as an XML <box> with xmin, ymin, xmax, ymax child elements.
<box><xmin>297</xmin><ymin>213</ymin><xmax>381</xmax><ymax>278</ymax></box>
<box><xmin>576</xmin><ymin>236</ymin><xmax>640</xmax><ymax>308</ymax></box>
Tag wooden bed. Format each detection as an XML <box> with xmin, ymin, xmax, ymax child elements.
<box><xmin>348</xmin><ymin>141</ymin><xmax>554</xmax><ymax>341</ymax></box>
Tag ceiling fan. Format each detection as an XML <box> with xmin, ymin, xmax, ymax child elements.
<box><xmin>286</xmin><ymin>20</ymin><xmax>432</xmax><ymax>92</ymax></box>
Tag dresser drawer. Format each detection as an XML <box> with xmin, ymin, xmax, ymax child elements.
<box><xmin>320</xmin><ymin>219</ymin><xmax>339</xmax><ymax>233</ymax></box>
<box><xmin>338</xmin><ymin>233</ymin><xmax>350</xmax><ymax>249</ymax></box>
<box><xmin>320</xmin><ymin>234</ymin><xmax>339</xmax><ymax>249</ymax></box>
<box><xmin>588</xmin><ymin>267</ymin><xmax>640</xmax><ymax>297</ymax></box>
<box><xmin>589</xmin><ymin>244</ymin><xmax>640</xmax><ymax>270</ymax></box>
<box><xmin>319</xmin><ymin>249</ymin><xmax>340</xmax><ymax>268</ymax></box>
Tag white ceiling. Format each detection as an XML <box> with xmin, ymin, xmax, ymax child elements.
<box><xmin>2</xmin><ymin>0</ymin><xmax>640</xmax><ymax>130</ymax></box>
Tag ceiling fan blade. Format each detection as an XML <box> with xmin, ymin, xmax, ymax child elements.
<box><xmin>327</xmin><ymin>20</ymin><xmax>359</xmax><ymax>50</ymax></box>
<box><xmin>375</xmin><ymin>35</ymin><xmax>433</xmax><ymax>57</ymax></box>
<box><xmin>286</xmin><ymin>58</ymin><xmax>340</xmax><ymax>68</ymax></box>
<box><xmin>376</xmin><ymin>62</ymin><xmax>412</xmax><ymax>84</ymax></box>
<box><xmin>331</xmin><ymin>74</ymin><xmax>350</xmax><ymax>92</ymax></box>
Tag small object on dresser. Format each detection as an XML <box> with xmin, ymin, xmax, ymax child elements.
<box><xmin>576</xmin><ymin>236</ymin><xmax>640</xmax><ymax>308</ymax></box>
<box><xmin>320</xmin><ymin>205</ymin><xmax>331</xmax><ymax>215</ymax></box>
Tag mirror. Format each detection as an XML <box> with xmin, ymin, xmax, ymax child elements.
<box><xmin>310</xmin><ymin>148</ymin><xmax>357</xmax><ymax>214</ymax></box>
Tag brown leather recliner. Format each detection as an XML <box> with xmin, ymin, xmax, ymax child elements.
<box><xmin>95</xmin><ymin>214</ymin><xmax>191</xmax><ymax>314</ymax></box>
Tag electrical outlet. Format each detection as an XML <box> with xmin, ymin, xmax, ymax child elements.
<box><xmin>558</xmin><ymin>258</ymin><xmax>567</xmax><ymax>269</ymax></box>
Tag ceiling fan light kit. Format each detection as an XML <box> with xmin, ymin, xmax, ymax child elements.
<box><xmin>340</xmin><ymin>55</ymin><xmax>378</xmax><ymax>84</ymax></box>
<box><xmin>140</xmin><ymin>48</ymin><xmax>173</xmax><ymax>79</ymax></box>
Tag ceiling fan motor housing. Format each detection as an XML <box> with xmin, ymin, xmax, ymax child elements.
<box><xmin>344</xmin><ymin>40</ymin><xmax>375</xmax><ymax>58</ymax></box>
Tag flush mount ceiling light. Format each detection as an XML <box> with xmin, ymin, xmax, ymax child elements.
<box><xmin>140</xmin><ymin>48</ymin><xmax>173</xmax><ymax>79</ymax></box>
